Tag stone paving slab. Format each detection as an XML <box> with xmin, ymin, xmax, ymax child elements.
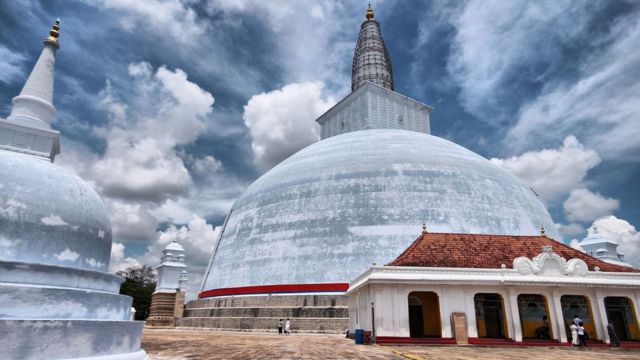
<box><xmin>142</xmin><ymin>328</ymin><xmax>640</xmax><ymax>360</ymax></box>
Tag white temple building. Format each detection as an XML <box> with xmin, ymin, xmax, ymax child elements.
<box><xmin>579</xmin><ymin>227</ymin><xmax>631</xmax><ymax>268</ymax></box>
<box><xmin>0</xmin><ymin>20</ymin><xmax>146</xmax><ymax>359</ymax></box>
<box><xmin>348</xmin><ymin>228</ymin><xmax>640</xmax><ymax>346</ymax></box>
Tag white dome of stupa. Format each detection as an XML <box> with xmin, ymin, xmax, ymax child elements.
<box><xmin>201</xmin><ymin>129</ymin><xmax>559</xmax><ymax>293</ymax></box>
<box><xmin>0</xmin><ymin>152</ymin><xmax>111</xmax><ymax>271</ymax></box>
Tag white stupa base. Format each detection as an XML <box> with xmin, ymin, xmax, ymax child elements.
<box><xmin>68</xmin><ymin>350</ymin><xmax>148</xmax><ymax>360</ymax></box>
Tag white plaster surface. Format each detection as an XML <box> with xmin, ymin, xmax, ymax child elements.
<box><xmin>203</xmin><ymin>129</ymin><xmax>559</xmax><ymax>291</ymax></box>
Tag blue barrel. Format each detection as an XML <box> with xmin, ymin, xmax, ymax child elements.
<box><xmin>355</xmin><ymin>329</ymin><xmax>364</xmax><ymax>345</ymax></box>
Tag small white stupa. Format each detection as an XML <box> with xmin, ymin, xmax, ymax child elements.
<box><xmin>579</xmin><ymin>226</ymin><xmax>631</xmax><ymax>268</ymax></box>
<box><xmin>0</xmin><ymin>20</ymin><xmax>147</xmax><ymax>359</ymax></box>
<box><xmin>146</xmin><ymin>240</ymin><xmax>189</xmax><ymax>326</ymax></box>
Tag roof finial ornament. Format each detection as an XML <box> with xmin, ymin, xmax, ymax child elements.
<box><xmin>540</xmin><ymin>224</ymin><xmax>546</xmax><ymax>237</ymax></box>
<box><xmin>366</xmin><ymin>3</ymin><xmax>374</xmax><ymax>20</ymax></box>
<box><xmin>44</xmin><ymin>18</ymin><xmax>61</xmax><ymax>48</ymax></box>
<box><xmin>421</xmin><ymin>222</ymin><xmax>428</xmax><ymax>234</ymax></box>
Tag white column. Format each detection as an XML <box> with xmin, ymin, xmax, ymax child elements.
<box><xmin>508</xmin><ymin>288</ymin><xmax>523</xmax><ymax>342</ymax></box>
<box><xmin>439</xmin><ymin>287</ymin><xmax>451</xmax><ymax>338</ymax></box>
<box><xmin>595</xmin><ymin>290</ymin><xmax>610</xmax><ymax>344</ymax></box>
<box><xmin>587</xmin><ymin>293</ymin><xmax>604</xmax><ymax>341</ymax></box>
<box><xmin>550</xmin><ymin>289</ymin><xmax>566</xmax><ymax>343</ymax></box>
<box><xmin>632</xmin><ymin>291</ymin><xmax>640</xmax><ymax>339</ymax></box>
<box><xmin>502</xmin><ymin>290</ymin><xmax>516</xmax><ymax>341</ymax></box>
<box><xmin>464</xmin><ymin>287</ymin><xmax>478</xmax><ymax>338</ymax></box>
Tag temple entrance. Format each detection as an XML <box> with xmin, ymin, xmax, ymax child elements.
<box><xmin>605</xmin><ymin>297</ymin><xmax>640</xmax><ymax>341</ymax></box>
<box><xmin>408</xmin><ymin>292</ymin><xmax>441</xmax><ymax>337</ymax></box>
<box><xmin>517</xmin><ymin>294</ymin><xmax>553</xmax><ymax>340</ymax></box>
<box><xmin>474</xmin><ymin>293</ymin><xmax>507</xmax><ymax>338</ymax></box>
<box><xmin>560</xmin><ymin>295</ymin><xmax>597</xmax><ymax>340</ymax></box>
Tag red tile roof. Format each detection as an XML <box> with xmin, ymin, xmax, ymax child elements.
<box><xmin>387</xmin><ymin>232</ymin><xmax>637</xmax><ymax>273</ymax></box>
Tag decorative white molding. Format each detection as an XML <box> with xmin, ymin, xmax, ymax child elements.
<box><xmin>513</xmin><ymin>245</ymin><xmax>589</xmax><ymax>277</ymax></box>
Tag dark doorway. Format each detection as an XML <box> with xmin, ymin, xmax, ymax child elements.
<box><xmin>605</xmin><ymin>297</ymin><xmax>639</xmax><ymax>341</ymax></box>
<box><xmin>517</xmin><ymin>294</ymin><xmax>552</xmax><ymax>340</ymax></box>
<box><xmin>408</xmin><ymin>292</ymin><xmax>441</xmax><ymax>337</ymax></box>
<box><xmin>474</xmin><ymin>293</ymin><xmax>507</xmax><ymax>338</ymax></box>
<box><xmin>409</xmin><ymin>296</ymin><xmax>424</xmax><ymax>337</ymax></box>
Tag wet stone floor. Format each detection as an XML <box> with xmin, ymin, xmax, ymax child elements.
<box><xmin>143</xmin><ymin>328</ymin><xmax>640</xmax><ymax>360</ymax></box>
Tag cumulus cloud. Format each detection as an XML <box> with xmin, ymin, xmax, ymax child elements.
<box><xmin>90</xmin><ymin>62</ymin><xmax>214</xmax><ymax>203</ymax></box>
<box><xmin>244</xmin><ymin>81</ymin><xmax>336</xmax><ymax>170</ymax></box>
<box><xmin>569</xmin><ymin>239</ymin><xmax>584</xmax><ymax>252</ymax></box>
<box><xmin>193</xmin><ymin>155</ymin><xmax>223</xmax><ymax>175</ymax></box>
<box><xmin>108</xmin><ymin>201</ymin><xmax>159</xmax><ymax>241</ymax></box>
<box><xmin>89</xmin><ymin>0</ymin><xmax>206</xmax><ymax>43</ymax></box>
<box><xmin>0</xmin><ymin>44</ymin><xmax>26</xmax><ymax>84</ymax></box>
<box><xmin>555</xmin><ymin>222</ymin><xmax>585</xmax><ymax>240</ymax></box>
<box><xmin>563</xmin><ymin>188</ymin><xmax>620</xmax><ymax>222</ymax></box>
<box><xmin>109</xmin><ymin>242</ymin><xmax>141</xmax><ymax>273</ymax></box>
<box><xmin>588</xmin><ymin>216</ymin><xmax>640</xmax><ymax>267</ymax></box>
<box><xmin>490</xmin><ymin>136</ymin><xmax>600</xmax><ymax>203</ymax></box>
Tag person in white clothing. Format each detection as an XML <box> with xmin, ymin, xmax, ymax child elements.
<box><xmin>570</xmin><ymin>323</ymin><xmax>579</xmax><ymax>346</ymax></box>
<box><xmin>285</xmin><ymin>318</ymin><xmax>291</xmax><ymax>334</ymax></box>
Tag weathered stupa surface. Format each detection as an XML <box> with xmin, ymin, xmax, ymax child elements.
<box><xmin>0</xmin><ymin>20</ymin><xmax>146</xmax><ymax>360</ymax></box>
<box><xmin>195</xmin><ymin>4</ymin><xmax>558</xmax><ymax>306</ymax></box>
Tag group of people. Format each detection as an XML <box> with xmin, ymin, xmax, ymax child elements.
<box><xmin>277</xmin><ymin>318</ymin><xmax>291</xmax><ymax>334</ymax></box>
<box><xmin>569</xmin><ymin>315</ymin><xmax>587</xmax><ymax>346</ymax></box>
<box><xmin>569</xmin><ymin>314</ymin><xmax>621</xmax><ymax>347</ymax></box>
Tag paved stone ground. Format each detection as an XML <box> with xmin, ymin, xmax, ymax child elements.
<box><xmin>143</xmin><ymin>328</ymin><xmax>640</xmax><ymax>360</ymax></box>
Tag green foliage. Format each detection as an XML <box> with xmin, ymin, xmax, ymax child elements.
<box><xmin>117</xmin><ymin>265</ymin><xmax>156</xmax><ymax>320</ymax></box>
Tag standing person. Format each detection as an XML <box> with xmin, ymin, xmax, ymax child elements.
<box><xmin>577</xmin><ymin>321</ymin><xmax>587</xmax><ymax>347</ymax></box>
<box><xmin>607</xmin><ymin>320</ymin><xmax>620</xmax><ymax>347</ymax></box>
<box><xmin>278</xmin><ymin>319</ymin><xmax>283</xmax><ymax>335</ymax></box>
<box><xmin>573</xmin><ymin>314</ymin><xmax>582</xmax><ymax>326</ymax></box>
<box><xmin>570</xmin><ymin>322</ymin><xmax>579</xmax><ymax>346</ymax></box>
<box><xmin>285</xmin><ymin>318</ymin><xmax>291</xmax><ymax>334</ymax></box>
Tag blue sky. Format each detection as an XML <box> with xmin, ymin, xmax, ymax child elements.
<box><xmin>1</xmin><ymin>0</ymin><xmax>639</xmax><ymax>292</ymax></box>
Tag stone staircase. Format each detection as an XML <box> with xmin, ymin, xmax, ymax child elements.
<box><xmin>178</xmin><ymin>294</ymin><xmax>349</xmax><ymax>333</ymax></box>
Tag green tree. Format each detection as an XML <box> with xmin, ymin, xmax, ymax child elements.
<box><xmin>117</xmin><ymin>265</ymin><xmax>156</xmax><ymax>320</ymax></box>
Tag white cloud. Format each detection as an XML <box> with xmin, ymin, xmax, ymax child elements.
<box><xmin>0</xmin><ymin>44</ymin><xmax>26</xmax><ymax>84</ymax></box>
<box><xmin>588</xmin><ymin>216</ymin><xmax>640</xmax><ymax>267</ymax></box>
<box><xmin>85</xmin><ymin>257</ymin><xmax>105</xmax><ymax>268</ymax></box>
<box><xmin>447</xmin><ymin>0</ymin><xmax>594</xmax><ymax>120</ymax></box>
<box><xmin>108</xmin><ymin>200</ymin><xmax>159</xmax><ymax>241</ymax></box>
<box><xmin>555</xmin><ymin>222</ymin><xmax>585</xmax><ymax>240</ymax></box>
<box><xmin>109</xmin><ymin>242</ymin><xmax>141</xmax><ymax>273</ymax></box>
<box><xmin>41</xmin><ymin>215</ymin><xmax>69</xmax><ymax>226</ymax></box>
<box><xmin>90</xmin><ymin>0</ymin><xmax>206</xmax><ymax>43</ymax></box>
<box><xmin>55</xmin><ymin>248</ymin><xmax>80</xmax><ymax>262</ymax></box>
<box><xmin>90</xmin><ymin>62</ymin><xmax>214</xmax><ymax>203</ymax></box>
<box><xmin>563</xmin><ymin>188</ymin><xmax>620</xmax><ymax>222</ymax></box>
<box><xmin>193</xmin><ymin>155</ymin><xmax>223</xmax><ymax>175</ymax></box>
<box><xmin>243</xmin><ymin>81</ymin><xmax>336</xmax><ymax>170</ymax></box>
<box><xmin>490</xmin><ymin>136</ymin><xmax>600</xmax><ymax>203</ymax></box>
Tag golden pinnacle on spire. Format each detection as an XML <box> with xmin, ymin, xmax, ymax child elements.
<box><xmin>540</xmin><ymin>225</ymin><xmax>546</xmax><ymax>237</ymax></box>
<box><xmin>421</xmin><ymin>223</ymin><xmax>428</xmax><ymax>234</ymax></box>
<box><xmin>366</xmin><ymin>3</ymin><xmax>374</xmax><ymax>20</ymax></box>
<box><xmin>44</xmin><ymin>18</ymin><xmax>61</xmax><ymax>48</ymax></box>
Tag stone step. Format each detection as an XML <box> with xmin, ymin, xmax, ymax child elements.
<box><xmin>184</xmin><ymin>306</ymin><xmax>348</xmax><ymax>319</ymax></box>
<box><xmin>178</xmin><ymin>316</ymin><xmax>348</xmax><ymax>333</ymax></box>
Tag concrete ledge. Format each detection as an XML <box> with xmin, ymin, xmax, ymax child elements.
<box><xmin>0</xmin><ymin>319</ymin><xmax>144</xmax><ymax>360</ymax></box>
<box><xmin>0</xmin><ymin>283</ymin><xmax>132</xmax><ymax>320</ymax></box>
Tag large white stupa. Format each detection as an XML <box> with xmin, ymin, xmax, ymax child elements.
<box><xmin>0</xmin><ymin>20</ymin><xmax>146</xmax><ymax>359</ymax></box>
<box><xmin>197</xmin><ymin>5</ymin><xmax>559</xmax><ymax>300</ymax></box>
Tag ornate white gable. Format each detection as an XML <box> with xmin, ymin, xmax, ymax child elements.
<box><xmin>513</xmin><ymin>245</ymin><xmax>588</xmax><ymax>277</ymax></box>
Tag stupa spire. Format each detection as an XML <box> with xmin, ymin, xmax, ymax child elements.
<box><xmin>1</xmin><ymin>19</ymin><xmax>62</xmax><ymax>161</ymax></box>
<box><xmin>351</xmin><ymin>3</ymin><xmax>393</xmax><ymax>91</ymax></box>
